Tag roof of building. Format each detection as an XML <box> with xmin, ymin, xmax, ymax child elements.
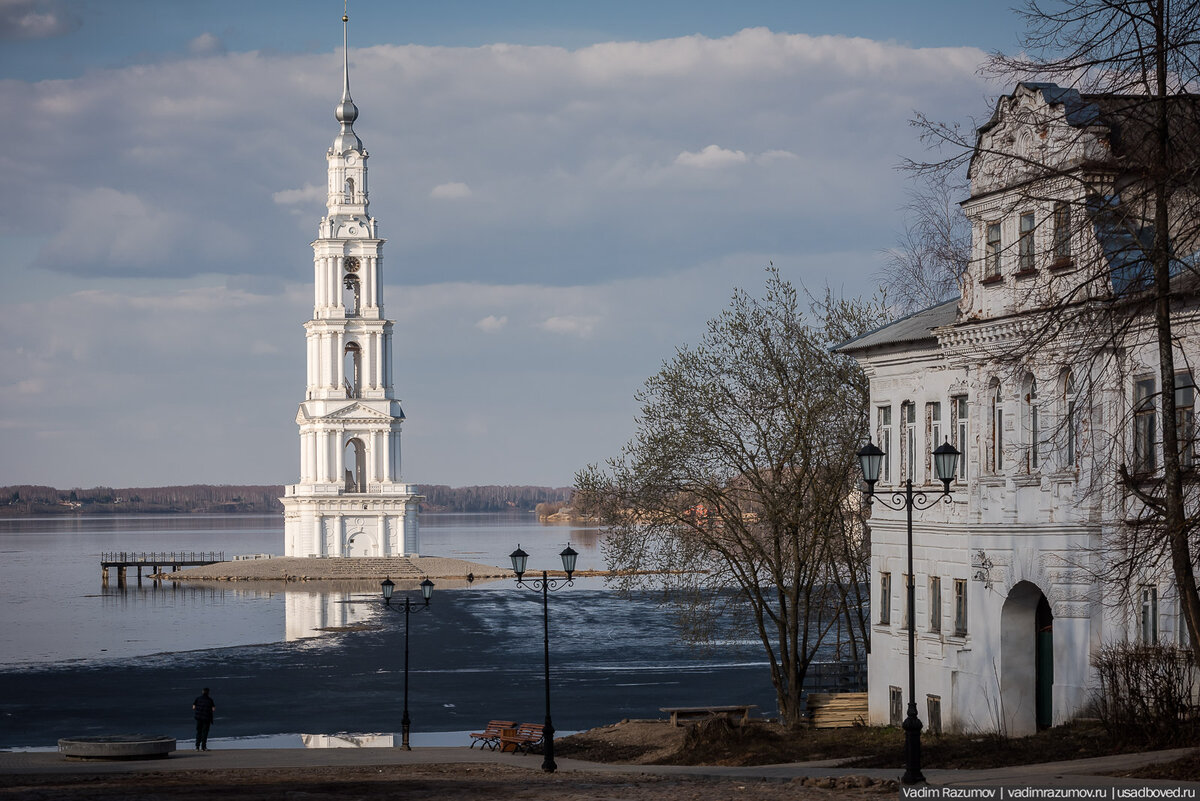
<box><xmin>832</xmin><ymin>297</ymin><xmax>959</xmax><ymax>354</ymax></box>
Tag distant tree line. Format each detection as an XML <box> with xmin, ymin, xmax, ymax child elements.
<box><xmin>419</xmin><ymin>485</ymin><xmax>573</xmax><ymax>513</ymax></box>
<box><xmin>0</xmin><ymin>484</ymin><xmax>573</xmax><ymax>516</ymax></box>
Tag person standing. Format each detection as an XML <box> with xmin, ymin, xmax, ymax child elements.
<box><xmin>192</xmin><ymin>688</ymin><xmax>215</xmax><ymax>751</ymax></box>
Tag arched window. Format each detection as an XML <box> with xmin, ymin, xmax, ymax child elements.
<box><xmin>1027</xmin><ymin>375</ymin><xmax>1040</xmax><ymax>471</ymax></box>
<box><xmin>991</xmin><ymin>381</ymin><xmax>1004</xmax><ymax>473</ymax></box>
<box><xmin>343</xmin><ymin>274</ymin><xmax>361</xmax><ymax>316</ymax></box>
<box><xmin>344</xmin><ymin>342</ymin><xmax>362</xmax><ymax>398</ymax></box>
<box><xmin>344</xmin><ymin>437</ymin><xmax>366</xmax><ymax>493</ymax></box>
<box><xmin>345</xmin><ymin>176</ymin><xmax>355</xmax><ymax>202</ymax></box>
<box><xmin>1063</xmin><ymin>371</ymin><xmax>1078</xmax><ymax>468</ymax></box>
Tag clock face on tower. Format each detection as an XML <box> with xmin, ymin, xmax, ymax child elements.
<box><xmin>346</xmin><ymin>153</ymin><xmax>357</xmax><ymax>165</ymax></box>
<box><xmin>345</xmin><ymin>257</ymin><xmax>360</xmax><ymax>273</ymax></box>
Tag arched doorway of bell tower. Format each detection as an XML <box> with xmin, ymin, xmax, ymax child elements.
<box><xmin>344</xmin><ymin>438</ymin><xmax>366</xmax><ymax>492</ymax></box>
<box><xmin>1000</xmin><ymin>580</ymin><xmax>1054</xmax><ymax>736</ymax></box>
<box><xmin>346</xmin><ymin>530</ymin><xmax>376</xmax><ymax>557</ymax></box>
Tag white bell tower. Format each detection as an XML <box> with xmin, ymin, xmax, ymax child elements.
<box><xmin>281</xmin><ymin>11</ymin><xmax>423</xmax><ymax>558</ymax></box>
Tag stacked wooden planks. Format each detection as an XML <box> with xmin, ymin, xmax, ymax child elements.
<box><xmin>805</xmin><ymin>692</ymin><xmax>868</xmax><ymax>728</ymax></box>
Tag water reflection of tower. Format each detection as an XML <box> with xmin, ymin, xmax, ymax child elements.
<box><xmin>284</xmin><ymin>588</ymin><xmax>376</xmax><ymax>641</ymax></box>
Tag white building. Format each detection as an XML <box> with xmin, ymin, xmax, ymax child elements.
<box><xmin>838</xmin><ymin>83</ymin><xmax>1196</xmax><ymax>735</ymax></box>
<box><xmin>280</xmin><ymin>15</ymin><xmax>423</xmax><ymax>558</ymax></box>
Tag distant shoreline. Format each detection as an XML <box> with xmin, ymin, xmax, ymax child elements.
<box><xmin>0</xmin><ymin>483</ymin><xmax>575</xmax><ymax>518</ymax></box>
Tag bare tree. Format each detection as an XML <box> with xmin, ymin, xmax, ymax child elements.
<box><xmin>910</xmin><ymin>0</ymin><xmax>1200</xmax><ymax>657</ymax></box>
<box><xmin>575</xmin><ymin>269</ymin><xmax>886</xmax><ymax>727</ymax></box>
<box><xmin>879</xmin><ymin>171</ymin><xmax>972</xmax><ymax>314</ymax></box>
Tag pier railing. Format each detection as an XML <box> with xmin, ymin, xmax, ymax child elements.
<box><xmin>101</xmin><ymin>551</ymin><xmax>223</xmax><ymax>564</ymax></box>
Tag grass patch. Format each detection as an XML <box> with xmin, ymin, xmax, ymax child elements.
<box><xmin>557</xmin><ymin>718</ymin><xmax>1180</xmax><ymax>769</ymax></box>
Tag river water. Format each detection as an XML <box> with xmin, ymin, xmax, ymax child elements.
<box><xmin>0</xmin><ymin>513</ymin><xmax>779</xmax><ymax>749</ymax></box>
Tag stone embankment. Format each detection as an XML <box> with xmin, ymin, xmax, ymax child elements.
<box><xmin>157</xmin><ymin>555</ymin><xmax>510</xmax><ymax>582</ymax></box>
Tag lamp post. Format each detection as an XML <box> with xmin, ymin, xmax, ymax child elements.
<box><xmin>380</xmin><ymin>576</ymin><xmax>434</xmax><ymax>751</ymax></box>
<box><xmin>509</xmin><ymin>543</ymin><xmax>578</xmax><ymax>774</ymax></box>
<box><xmin>857</xmin><ymin>439</ymin><xmax>959</xmax><ymax>785</ymax></box>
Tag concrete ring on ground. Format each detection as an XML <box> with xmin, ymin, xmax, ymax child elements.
<box><xmin>58</xmin><ymin>734</ymin><xmax>176</xmax><ymax>760</ymax></box>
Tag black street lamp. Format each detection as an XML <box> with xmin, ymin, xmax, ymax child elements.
<box><xmin>509</xmin><ymin>543</ymin><xmax>578</xmax><ymax>773</ymax></box>
<box><xmin>380</xmin><ymin>576</ymin><xmax>434</xmax><ymax>751</ymax></box>
<box><xmin>857</xmin><ymin>439</ymin><xmax>959</xmax><ymax>785</ymax></box>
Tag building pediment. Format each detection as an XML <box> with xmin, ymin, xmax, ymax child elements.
<box><xmin>969</xmin><ymin>83</ymin><xmax>1111</xmax><ymax>195</ymax></box>
<box><xmin>296</xmin><ymin>401</ymin><xmax>404</xmax><ymax>424</ymax></box>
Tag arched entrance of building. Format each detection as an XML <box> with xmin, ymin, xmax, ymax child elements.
<box><xmin>346</xmin><ymin>531</ymin><xmax>373</xmax><ymax>557</ymax></box>
<box><xmin>1000</xmin><ymin>581</ymin><xmax>1053</xmax><ymax>735</ymax></box>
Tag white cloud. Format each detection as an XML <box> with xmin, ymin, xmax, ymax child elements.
<box><xmin>430</xmin><ymin>181</ymin><xmax>473</xmax><ymax>200</ymax></box>
<box><xmin>189</xmin><ymin>32</ymin><xmax>226</xmax><ymax>55</ymax></box>
<box><xmin>0</xmin><ymin>0</ymin><xmax>77</xmax><ymax>40</ymax></box>
<box><xmin>756</xmin><ymin>149</ymin><xmax>798</xmax><ymax>164</ymax></box>
<box><xmin>675</xmin><ymin>144</ymin><xmax>748</xmax><ymax>169</ymax></box>
<box><xmin>475</xmin><ymin>314</ymin><xmax>507</xmax><ymax>333</ymax></box>
<box><xmin>273</xmin><ymin>184</ymin><xmax>325</xmax><ymax>206</ymax></box>
<box><xmin>539</xmin><ymin>315</ymin><xmax>601</xmax><ymax>338</ymax></box>
<box><xmin>0</xmin><ymin>25</ymin><xmax>995</xmax><ymax>486</ymax></box>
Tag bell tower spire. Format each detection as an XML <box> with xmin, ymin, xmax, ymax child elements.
<box><xmin>282</xmin><ymin>7</ymin><xmax>423</xmax><ymax>561</ymax></box>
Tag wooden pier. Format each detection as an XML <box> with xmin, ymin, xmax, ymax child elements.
<box><xmin>101</xmin><ymin>551</ymin><xmax>224</xmax><ymax>586</ymax></box>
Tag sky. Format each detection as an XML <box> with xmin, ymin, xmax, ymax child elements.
<box><xmin>0</xmin><ymin>0</ymin><xmax>1017</xmax><ymax>489</ymax></box>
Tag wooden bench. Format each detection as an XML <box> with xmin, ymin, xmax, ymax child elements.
<box><xmin>659</xmin><ymin>705</ymin><xmax>758</xmax><ymax>727</ymax></box>
<box><xmin>468</xmin><ymin>719</ymin><xmax>515</xmax><ymax>750</ymax></box>
<box><xmin>498</xmin><ymin>722</ymin><xmax>544</xmax><ymax>754</ymax></box>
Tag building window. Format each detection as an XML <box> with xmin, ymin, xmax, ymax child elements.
<box><xmin>953</xmin><ymin>396</ymin><xmax>969</xmax><ymax>481</ymax></box>
<box><xmin>1140</xmin><ymin>586</ymin><xmax>1158</xmax><ymax>644</ymax></box>
<box><xmin>879</xmin><ymin>572</ymin><xmax>892</xmax><ymax>625</ymax></box>
<box><xmin>1028</xmin><ymin>376</ymin><xmax>1040</xmax><ymax>470</ymax></box>
<box><xmin>1053</xmin><ymin>202</ymin><xmax>1072</xmax><ymax>266</ymax></box>
<box><xmin>1064</xmin><ymin>372</ymin><xmax>1078</xmax><ymax>468</ymax></box>
<box><xmin>992</xmin><ymin>384</ymin><xmax>1004</xmax><ymax>473</ymax></box>
<box><xmin>901</xmin><ymin>401</ymin><xmax>916</xmax><ymax>483</ymax></box>
<box><xmin>1018</xmin><ymin>212</ymin><xmax>1036</xmax><ymax>272</ymax></box>
<box><xmin>985</xmin><ymin>222</ymin><xmax>1002</xmax><ymax>279</ymax></box>
<box><xmin>1134</xmin><ymin>377</ymin><xmax>1157</xmax><ymax>474</ymax></box>
<box><xmin>953</xmin><ymin>579</ymin><xmax>968</xmax><ymax>636</ymax></box>
<box><xmin>1179</xmin><ymin>597</ymin><xmax>1192</xmax><ymax>648</ymax></box>
<box><xmin>879</xmin><ymin>406</ymin><xmax>893</xmax><ymax>484</ymax></box>
<box><xmin>928</xmin><ymin>402</ymin><xmax>942</xmax><ymax>479</ymax></box>
<box><xmin>929</xmin><ymin>576</ymin><xmax>942</xmax><ymax>633</ymax></box>
<box><xmin>889</xmin><ymin>686</ymin><xmax>903</xmax><ymax>726</ymax></box>
<box><xmin>1177</xmin><ymin>373</ymin><xmax>1194</xmax><ymax>469</ymax></box>
<box><xmin>927</xmin><ymin>695</ymin><xmax>943</xmax><ymax>735</ymax></box>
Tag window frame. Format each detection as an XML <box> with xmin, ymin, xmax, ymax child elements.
<box><xmin>1139</xmin><ymin>586</ymin><xmax>1159</xmax><ymax>644</ymax></box>
<box><xmin>984</xmin><ymin>222</ymin><xmax>1002</xmax><ymax>280</ymax></box>
<box><xmin>953</xmin><ymin>579</ymin><xmax>968</xmax><ymax>636</ymax></box>
<box><xmin>1176</xmin><ymin>373</ymin><xmax>1195</xmax><ymax>469</ymax></box>
<box><xmin>1018</xmin><ymin>211</ymin><xmax>1036</xmax><ymax>273</ymax></box>
<box><xmin>992</xmin><ymin>384</ymin><xmax>1004</xmax><ymax>473</ymax></box>
<box><xmin>1052</xmin><ymin>201</ymin><xmax>1072</xmax><ymax>267</ymax></box>
<box><xmin>1133</xmin><ymin>376</ymin><xmax>1158</xmax><ymax>475</ymax></box>
<box><xmin>878</xmin><ymin>406</ymin><xmax>893</xmax><ymax>485</ymax></box>
<box><xmin>953</xmin><ymin>395</ymin><xmax>969</xmax><ymax>481</ymax></box>
<box><xmin>929</xmin><ymin>576</ymin><xmax>942</xmax><ymax>633</ymax></box>
<box><xmin>879</xmin><ymin>571</ymin><xmax>892</xmax><ymax>626</ymax></box>
<box><xmin>1064</xmin><ymin>372</ymin><xmax>1078</xmax><ymax>469</ymax></box>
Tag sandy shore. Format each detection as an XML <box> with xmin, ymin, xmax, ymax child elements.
<box><xmin>158</xmin><ymin>555</ymin><xmax>624</xmax><ymax>583</ymax></box>
<box><xmin>158</xmin><ymin>555</ymin><xmax>514</xmax><ymax>582</ymax></box>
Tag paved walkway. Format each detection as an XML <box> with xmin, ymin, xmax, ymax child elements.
<box><xmin>1</xmin><ymin>744</ymin><xmax>1195</xmax><ymax>788</ymax></box>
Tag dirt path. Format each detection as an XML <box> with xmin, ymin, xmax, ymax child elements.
<box><xmin>0</xmin><ymin>763</ymin><xmax>890</xmax><ymax>800</ymax></box>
